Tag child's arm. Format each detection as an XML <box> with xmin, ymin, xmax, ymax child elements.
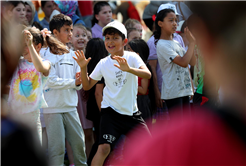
<box><xmin>46</xmin><ymin>64</ymin><xmax>82</xmax><ymax>90</ymax></box>
<box><xmin>73</xmin><ymin>50</ymin><xmax>98</xmax><ymax>90</ymax></box>
<box><xmin>172</xmin><ymin>28</ymin><xmax>196</xmax><ymax>68</ymax></box>
<box><xmin>189</xmin><ymin>51</ymin><xmax>197</xmax><ymax>66</ymax></box>
<box><xmin>148</xmin><ymin>60</ymin><xmax>163</xmax><ymax>108</ymax></box>
<box><xmin>112</xmin><ymin>56</ymin><xmax>151</xmax><ymax>79</ymax></box>
<box><xmin>138</xmin><ymin>78</ymin><xmax>149</xmax><ymax>95</ymax></box>
<box><xmin>24</xmin><ymin>30</ymin><xmax>50</xmax><ymax>76</ymax></box>
<box><xmin>95</xmin><ymin>83</ymin><xmax>104</xmax><ymax>111</ymax></box>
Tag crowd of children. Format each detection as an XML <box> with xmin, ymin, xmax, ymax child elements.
<box><xmin>3</xmin><ymin>1</ymin><xmax>245</xmax><ymax>166</ymax></box>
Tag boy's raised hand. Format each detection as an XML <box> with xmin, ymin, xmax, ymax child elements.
<box><xmin>184</xmin><ymin>27</ymin><xmax>196</xmax><ymax>44</ymax></box>
<box><xmin>112</xmin><ymin>56</ymin><xmax>130</xmax><ymax>72</ymax></box>
<box><xmin>23</xmin><ymin>30</ymin><xmax>33</xmax><ymax>47</ymax></box>
<box><xmin>73</xmin><ymin>50</ymin><xmax>91</xmax><ymax>69</ymax></box>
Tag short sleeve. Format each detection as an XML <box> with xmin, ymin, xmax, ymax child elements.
<box><xmin>131</xmin><ymin>52</ymin><xmax>146</xmax><ymax>69</ymax></box>
<box><xmin>97</xmin><ymin>77</ymin><xmax>105</xmax><ymax>84</ymax></box>
<box><xmin>173</xmin><ymin>33</ymin><xmax>185</xmax><ymax>49</ymax></box>
<box><xmin>157</xmin><ymin>41</ymin><xmax>178</xmax><ymax>64</ymax></box>
<box><xmin>89</xmin><ymin>60</ymin><xmax>103</xmax><ymax>81</ymax></box>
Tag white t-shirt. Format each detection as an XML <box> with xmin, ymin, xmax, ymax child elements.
<box><xmin>156</xmin><ymin>39</ymin><xmax>193</xmax><ymax>100</ymax></box>
<box><xmin>90</xmin><ymin>51</ymin><xmax>146</xmax><ymax>116</ymax></box>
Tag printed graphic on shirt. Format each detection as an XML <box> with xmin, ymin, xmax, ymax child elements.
<box><xmin>113</xmin><ymin>70</ymin><xmax>127</xmax><ymax>88</ymax></box>
<box><xmin>176</xmin><ymin>65</ymin><xmax>191</xmax><ymax>91</ymax></box>
<box><xmin>103</xmin><ymin>134</ymin><xmax>116</xmax><ymax>143</ymax></box>
<box><xmin>12</xmin><ymin>68</ymin><xmax>40</xmax><ymax>103</ymax></box>
<box><xmin>59</xmin><ymin>58</ymin><xmax>74</xmax><ymax>66</ymax></box>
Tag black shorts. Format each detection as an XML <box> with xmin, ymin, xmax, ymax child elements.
<box><xmin>99</xmin><ymin>107</ymin><xmax>150</xmax><ymax>149</ymax></box>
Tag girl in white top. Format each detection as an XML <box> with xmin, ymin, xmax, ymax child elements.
<box><xmin>153</xmin><ymin>8</ymin><xmax>196</xmax><ymax>119</ymax></box>
<box><xmin>8</xmin><ymin>26</ymin><xmax>68</xmax><ymax>143</ymax></box>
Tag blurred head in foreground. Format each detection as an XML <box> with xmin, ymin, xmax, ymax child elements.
<box><xmin>112</xmin><ymin>2</ymin><xmax>246</xmax><ymax>165</ymax></box>
<box><xmin>1</xmin><ymin>2</ymin><xmax>48</xmax><ymax>165</ymax></box>
<box><xmin>188</xmin><ymin>2</ymin><xmax>246</xmax><ymax>113</ymax></box>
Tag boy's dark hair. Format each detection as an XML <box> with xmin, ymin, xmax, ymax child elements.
<box><xmin>41</xmin><ymin>1</ymin><xmax>48</xmax><ymax>8</ymax></box>
<box><xmin>103</xmin><ymin>28</ymin><xmax>125</xmax><ymax>40</ymax></box>
<box><xmin>92</xmin><ymin>1</ymin><xmax>111</xmax><ymax>27</ymax></box>
<box><xmin>49</xmin><ymin>14</ymin><xmax>73</xmax><ymax>34</ymax></box>
<box><xmin>153</xmin><ymin>9</ymin><xmax>175</xmax><ymax>45</ymax></box>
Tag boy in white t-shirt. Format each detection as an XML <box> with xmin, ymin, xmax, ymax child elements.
<box><xmin>73</xmin><ymin>20</ymin><xmax>152</xmax><ymax>166</ymax></box>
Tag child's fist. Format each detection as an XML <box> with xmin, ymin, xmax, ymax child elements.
<box><xmin>23</xmin><ymin>30</ymin><xmax>33</xmax><ymax>46</ymax></box>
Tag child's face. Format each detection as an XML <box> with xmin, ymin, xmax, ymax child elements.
<box><xmin>159</xmin><ymin>12</ymin><xmax>177</xmax><ymax>35</ymax></box>
<box><xmin>86</xmin><ymin>30</ymin><xmax>92</xmax><ymax>41</ymax></box>
<box><xmin>133</xmin><ymin>23</ymin><xmax>142</xmax><ymax>37</ymax></box>
<box><xmin>128</xmin><ymin>30</ymin><xmax>141</xmax><ymax>43</ymax></box>
<box><xmin>55</xmin><ymin>24</ymin><xmax>73</xmax><ymax>45</ymax></box>
<box><xmin>12</xmin><ymin>3</ymin><xmax>26</xmax><ymax>24</ymax></box>
<box><xmin>72</xmin><ymin>27</ymin><xmax>88</xmax><ymax>51</ymax></box>
<box><xmin>104</xmin><ymin>33</ymin><xmax>127</xmax><ymax>56</ymax></box>
<box><xmin>42</xmin><ymin>1</ymin><xmax>54</xmax><ymax>18</ymax></box>
<box><xmin>96</xmin><ymin>6</ymin><xmax>112</xmax><ymax>27</ymax></box>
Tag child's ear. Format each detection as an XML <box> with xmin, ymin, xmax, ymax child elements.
<box><xmin>95</xmin><ymin>14</ymin><xmax>100</xmax><ymax>21</ymax></box>
<box><xmin>158</xmin><ymin>20</ymin><xmax>163</xmax><ymax>28</ymax></box>
<box><xmin>123</xmin><ymin>38</ymin><xmax>128</xmax><ymax>46</ymax></box>
<box><xmin>34</xmin><ymin>43</ymin><xmax>42</xmax><ymax>52</ymax></box>
<box><xmin>53</xmin><ymin>29</ymin><xmax>58</xmax><ymax>37</ymax></box>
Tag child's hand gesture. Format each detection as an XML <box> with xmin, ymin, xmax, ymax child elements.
<box><xmin>112</xmin><ymin>56</ymin><xmax>130</xmax><ymax>72</ymax></box>
<box><xmin>184</xmin><ymin>27</ymin><xmax>196</xmax><ymax>44</ymax></box>
<box><xmin>73</xmin><ymin>50</ymin><xmax>91</xmax><ymax>69</ymax></box>
<box><xmin>75</xmin><ymin>72</ymin><xmax>82</xmax><ymax>86</ymax></box>
<box><xmin>23</xmin><ymin>30</ymin><xmax>33</xmax><ymax>47</ymax></box>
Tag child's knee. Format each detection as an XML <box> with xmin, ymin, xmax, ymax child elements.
<box><xmin>98</xmin><ymin>144</ymin><xmax>111</xmax><ymax>156</ymax></box>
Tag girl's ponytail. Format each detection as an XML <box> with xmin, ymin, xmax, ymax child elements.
<box><xmin>45</xmin><ymin>36</ymin><xmax>69</xmax><ymax>55</ymax></box>
<box><xmin>153</xmin><ymin>9</ymin><xmax>175</xmax><ymax>45</ymax></box>
<box><xmin>25</xmin><ymin>27</ymin><xmax>69</xmax><ymax>55</ymax></box>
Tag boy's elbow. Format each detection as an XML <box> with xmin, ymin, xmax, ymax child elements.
<box><xmin>147</xmin><ymin>72</ymin><xmax>152</xmax><ymax>79</ymax></box>
<box><xmin>144</xmin><ymin>72</ymin><xmax>151</xmax><ymax>79</ymax></box>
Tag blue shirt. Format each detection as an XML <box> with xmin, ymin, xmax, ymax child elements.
<box><xmin>40</xmin><ymin>18</ymin><xmax>50</xmax><ymax>30</ymax></box>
